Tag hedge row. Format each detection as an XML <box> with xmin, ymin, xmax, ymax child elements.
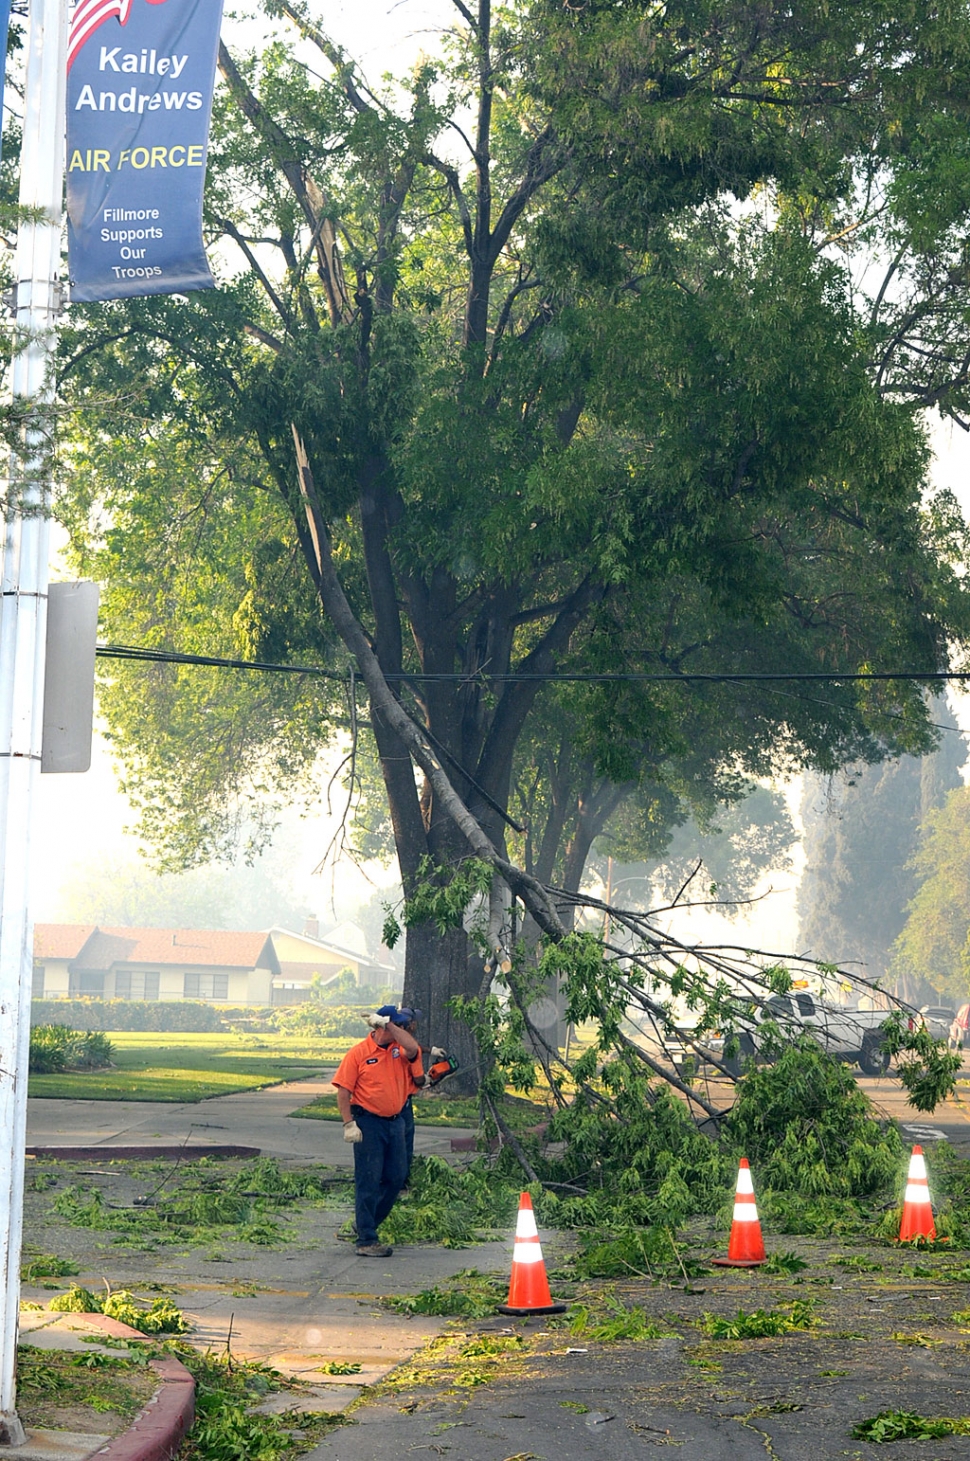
<box><xmin>28</xmin><ymin>998</ymin><xmax>403</xmax><ymax>1035</ymax></box>
<box><xmin>29</xmin><ymin>999</ymin><xmax>226</xmax><ymax>1032</ymax></box>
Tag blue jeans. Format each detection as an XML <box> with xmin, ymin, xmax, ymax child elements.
<box><xmin>351</xmin><ymin>1104</ymin><xmax>408</xmax><ymax>1246</ymax></box>
<box><xmin>402</xmin><ymin>1097</ymin><xmax>415</xmax><ymax>1177</ymax></box>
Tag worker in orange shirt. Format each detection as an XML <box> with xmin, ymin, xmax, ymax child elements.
<box><xmin>332</xmin><ymin>1010</ymin><xmax>422</xmax><ymax>1257</ymax></box>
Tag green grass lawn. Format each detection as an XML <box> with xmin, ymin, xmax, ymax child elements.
<box><xmin>291</xmin><ymin>1092</ymin><xmax>482</xmax><ymax>1126</ymax></box>
<box><xmin>28</xmin><ymin>1031</ymin><xmax>357</xmax><ymax>1102</ymax></box>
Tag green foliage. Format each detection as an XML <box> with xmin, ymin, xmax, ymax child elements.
<box><xmin>726</xmin><ymin>1038</ymin><xmax>903</xmax><ymax>1197</ymax></box>
<box><xmin>852</xmin><ymin>1410</ymin><xmax>970</xmax><ymax>1442</ymax></box>
<box><xmin>269</xmin><ymin>1004</ymin><xmax>375</xmax><ymax>1038</ymax></box>
<box><xmin>388</xmin><ymin>1270</ymin><xmax>506</xmax><ymax>1319</ymax></box>
<box><xmin>398</xmin><ymin>859</ymin><xmax>495</xmax><ymax>940</ymax></box>
<box><xmin>15</xmin><ymin>1343</ymin><xmax>154</xmax><ymax>1424</ymax></box>
<box><xmin>101</xmin><ymin>1292</ymin><xmax>189</xmax><ymax>1334</ymax></box>
<box><xmin>701</xmin><ymin>1302</ymin><xmax>818</xmax><ymax>1340</ymax></box>
<box><xmin>573</xmin><ymin>1225</ymin><xmax>704</xmax><ymax>1282</ymax></box>
<box><xmin>28</xmin><ymin>1025</ymin><xmax>70</xmax><ymax>1074</ymax></box>
<box><xmin>568</xmin><ymin>1302</ymin><xmax>672</xmax><ymax>1343</ymax></box>
<box><xmin>894</xmin><ymin>784</ymin><xmax>970</xmax><ymax>1001</ymax></box>
<box><xmin>21</xmin><ymin>1254</ymin><xmax>78</xmax><ymax>1282</ymax></box>
<box><xmin>47</xmin><ymin>1286</ymin><xmax>102</xmax><ymax>1313</ymax></box>
<box><xmin>798</xmin><ymin>717</ymin><xmax>964</xmax><ymax>992</ymax></box>
<box><xmin>173</xmin><ymin>1348</ymin><xmax>344</xmax><ymax>1461</ymax></box>
<box><xmin>29</xmin><ymin>1026</ymin><xmax>113</xmax><ymax>1075</ymax></box>
<box><xmin>31</xmin><ymin>1000</ymin><xmax>224</xmax><ymax>1033</ymax></box>
<box><xmin>880</xmin><ymin>1014</ymin><xmax>962</xmax><ymax>1111</ymax></box>
<box><xmin>378</xmin><ymin>1156</ymin><xmax>519</xmax><ymax>1248</ymax></box>
<box><xmin>543</xmin><ymin>1056</ymin><xmax>734</xmax><ymax>1222</ymax></box>
<box><xmin>52</xmin><ymin>1188</ymin><xmax>110</xmax><ymax>1230</ymax></box>
<box><xmin>55</xmin><ymin>0</ymin><xmax>970</xmax><ymax>1080</ymax></box>
<box><xmin>762</xmin><ymin>1251</ymin><xmax>810</xmax><ymax>1275</ymax></box>
<box><xmin>757</xmin><ymin>1193</ymin><xmax>871</xmax><ymax>1237</ymax></box>
<box><xmin>46</xmin><ymin>1282</ymin><xmax>189</xmax><ymax>1332</ymax></box>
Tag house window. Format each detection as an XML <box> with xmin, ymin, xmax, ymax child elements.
<box><xmin>183</xmin><ymin>972</ymin><xmax>229</xmax><ymax>1000</ymax></box>
<box><xmin>31</xmin><ymin>965</ymin><xmax>45</xmax><ymax>999</ymax></box>
<box><xmin>69</xmin><ymin>971</ymin><xmax>105</xmax><ymax>997</ymax></box>
<box><xmin>114</xmin><ymin>972</ymin><xmax>160</xmax><ymax>1001</ymax></box>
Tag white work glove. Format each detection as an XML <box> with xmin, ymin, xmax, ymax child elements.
<box><xmin>430</xmin><ymin>1046</ymin><xmax>447</xmax><ymax>1061</ymax></box>
<box><xmin>366</xmin><ymin>1013</ymin><xmax>391</xmax><ymax>1029</ymax></box>
<box><xmin>343</xmin><ymin>1120</ymin><xmax>363</xmax><ymax>1144</ymax></box>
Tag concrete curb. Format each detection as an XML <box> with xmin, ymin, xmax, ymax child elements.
<box><xmin>67</xmin><ymin>1315</ymin><xmax>195</xmax><ymax>1461</ymax></box>
<box><xmin>27</xmin><ymin>1145</ymin><xmax>259</xmax><ymax>1161</ymax></box>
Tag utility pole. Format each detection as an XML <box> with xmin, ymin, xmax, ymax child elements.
<box><xmin>0</xmin><ymin>0</ymin><xmax>68</xmax><ymax>1439</ymax></box>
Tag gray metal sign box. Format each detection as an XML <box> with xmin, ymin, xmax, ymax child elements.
<box><xmin>41</xmin><ymin>580</ymin><xmax>99</xmax><ymax>773</ymax></box>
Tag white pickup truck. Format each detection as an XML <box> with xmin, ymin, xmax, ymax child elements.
<box><xmin>725</xmin><ymin>990</ymin><xmax>899</xmax><ymax>1076</ymax></box>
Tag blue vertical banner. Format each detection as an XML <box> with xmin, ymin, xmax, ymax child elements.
<box><xmin>0</xmin><ymin>0</ymin><xmax>11</xmax><ymax>163</ymax></box>
<box><xmin>66</xmin><ymin>0</ymin><xmax>224</xmax><ymax>302</ymax></box>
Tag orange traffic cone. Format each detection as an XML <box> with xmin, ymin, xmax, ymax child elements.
<box><xmin>497</xmin><ymin>1192</ymin><xmax>567</xmax><ymax>1316</ymax></box>
<box><xmin>712</xmin><ymin>1158</ymin><xmax>767</xmax><ymax>1268</ymax></box>
<box><xmin>898</xmin><ymin>1144</ymin><xmax>936</xmax><ymax>1243</ymax></box>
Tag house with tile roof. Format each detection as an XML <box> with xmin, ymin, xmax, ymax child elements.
<box><xmin>32</xmin><ymin>924</ymin><xmax>96</xmax><ymax>1000</ymax></box>
<box><xmin>32</xmin><ymin>924</ymin><xmax>280</xmax><ymax>1005</ymax></box>
<box><xmin>269</xmin><ymin>920</ymin><xmax>398</xmax><ymax>1003</ymax></box>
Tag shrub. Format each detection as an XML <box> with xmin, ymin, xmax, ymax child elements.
<box><xmin>29</xmin><ymin>1026</ymin><xmax>72</xmax><ymax>1074</ymax></box>
<box><xmin>70</xmin><ymin>1032</ymin><xmax>114</xmax><ymax>1069</ymax></box>
<box><xmin>29</xmin><ymin>1026</ymin><xmax>113</xmax><ymax>1073</ymax></box>
<box><xmin>270</xmin><ymin>1004</ymin><xmax>373</xmax><ymax>1038</ymax></box>
<box><xmin>30</xmin><ymin>999</ymin><xmax>225</xmax><ymax>1033</ymax></box>
<box><xmin>725</xmin><ymin>1037</ymin><xmax>902</xmax><ymax>1198</ymax></box>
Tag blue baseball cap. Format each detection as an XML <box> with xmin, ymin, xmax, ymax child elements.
<box><xmin>377</xmin><ymin>1004</ymin><xmax>422</xmax><ymax>1025</ymax></box>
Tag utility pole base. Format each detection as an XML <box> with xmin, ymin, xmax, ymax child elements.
<box><xmin>0</xmin><ymin>1411</ymin><xmax>26</xmax><ymax>1446</ymax></box>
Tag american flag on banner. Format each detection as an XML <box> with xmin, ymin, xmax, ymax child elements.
<box><xmin>68</xmin><ymin>0</ymin><xmax>137</xmax><ymax>72</ymax></box>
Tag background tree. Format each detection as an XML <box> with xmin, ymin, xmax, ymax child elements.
<box><xmin>892</xmin><ymin>783</ymin><xmax>970</xmax><ymax>1005</ymax></box>
<box><xmin>798</xmin><ymin>703</ymin><xmax>966</xmax><ymax>998</ymax></box>
<box><xmin>57</xmin><ymin>0</ymin><xmax>970</xmax><ymax>1086</ymax></box>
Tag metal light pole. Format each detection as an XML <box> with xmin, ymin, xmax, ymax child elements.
<box><xmin>0</xmin><ymin>0</ymin><xmax>68</xmax><ymax>1439</ymax></box>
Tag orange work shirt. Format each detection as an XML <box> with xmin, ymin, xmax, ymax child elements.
<box><xmin>332</xmin><ymin>1034</ymin><xmax>416</xmax><ymax>1118</ymax></box>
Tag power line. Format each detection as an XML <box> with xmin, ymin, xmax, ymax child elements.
<box><xmin>95</xmin><ymin>643</ymin><xmax>970</xmax><ymax>686</ymax></box>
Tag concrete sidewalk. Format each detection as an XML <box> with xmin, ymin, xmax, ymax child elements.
<box><xmin>22</xmin><ymin>1076</ymin><xmax>495</xmax><ymax>1412</ymax></box>
<box><xmin>26</xmin><ymin>1075</ymin><xmax>474</xmax><ymax>1164</ymax></box>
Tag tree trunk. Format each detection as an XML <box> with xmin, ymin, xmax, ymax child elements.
<box><xmin>403</xmin><ymin>922</ymin><xmax>483</xmax><ymax>1096</ymax></box>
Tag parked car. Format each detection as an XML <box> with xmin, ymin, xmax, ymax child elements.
<box><xmin>920</xmin><ymin>1005</ymin><xmax>956</xmax><ymax>1042</ymax></box>
<box><xmin>949</xmin><ymin>1004</ymin><xmax>970</xmax><ymax>1052</ymax></box>
<box><xmin>724</xmin><ymin>991</ymin><xmax>899</xmax><ymax>1076</ymax></box>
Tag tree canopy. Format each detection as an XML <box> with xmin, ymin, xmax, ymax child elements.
<box><xmin>55</xmin><ymin>0</ymin><xmax>970</xmax><ymax>1078</ymax></box>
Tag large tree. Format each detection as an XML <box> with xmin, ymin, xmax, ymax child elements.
<box><xmin>57</xmin><ymin>0</ymin><xmax>970</xmax><ymax>1085</ymax></box>
<box><xmin>892</xmin><ymin>783</ymin><xmax>970</xmax><ymax>1004</ymax></box>
<box><xmin>798</xmin><ymin>703</ymin><xmax>966</xmax><ymax>997</ymax></box>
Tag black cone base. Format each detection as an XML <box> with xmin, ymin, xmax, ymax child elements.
<box><xmin>498</xmin><ymin>1302</ymin><xmax>568</xmax><ymax>1316</ymax></box>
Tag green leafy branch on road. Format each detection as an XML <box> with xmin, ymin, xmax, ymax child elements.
<box><xmin>853</xmin><ymin>1409</ymin><xmax>970</xmax><ymax>1441</ymax></box>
